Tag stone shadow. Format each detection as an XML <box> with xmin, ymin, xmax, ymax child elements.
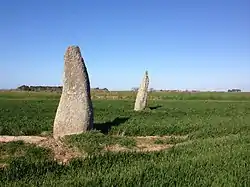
<box><xmin>94</xmin><ymin>117</ymin><xmax>130</xmax><ymax>134</ymax></box>
<box><xmin>149</xmin><ymin>105</ymin><xmax>162</xmax><ymax>110</ymax></box>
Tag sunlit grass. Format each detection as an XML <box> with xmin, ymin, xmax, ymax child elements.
<box><xmin>0</xmin><ymin>91</ymin><xmax>250</xmax><ymax>186</ymax></box>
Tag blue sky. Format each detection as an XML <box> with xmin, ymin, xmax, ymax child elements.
<box><xmin>0</xmin><ymin>0</ymin><xmax>249</xmax><ymax>91</ymax></box>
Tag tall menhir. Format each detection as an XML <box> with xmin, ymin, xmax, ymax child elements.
<box><xmin>134</xmin><ymin>71</ymin><xmax>149</xmax><ymax>111</ymax></box>
<box><xmin>53</xmin><ymin>46</ymin><xmax>94</xmax><ymax>139</ymax></box>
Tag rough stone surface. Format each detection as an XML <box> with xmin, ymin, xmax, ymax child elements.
<box><xmin>53</xmin><ymin>46</ymin><xmax>94</xmax><ymax>139</ymax></box>
<box><xmin>134</xmin><ymin>71</ymin><xmax>149</xmax><ymax>111</ymax></box>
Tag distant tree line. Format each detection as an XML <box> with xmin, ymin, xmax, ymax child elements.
<box><xmin>16</xmin><ymin>85</ymin><xmax>109</xmax><ymax>92</ymax></box>
<box><xmin>92</xmin><ymin>87</ymin><xmax>109</xmax><ymax>92</ymax></box>
<box><xmin>17</xmin><ymin>85</ymin><xmax>62</xmax><ymax>92</ymax></box>
<box><xmin>228</xmin><ymin>89</ymin><xmax>241</xmax><ymax>92</ymax></box>
<box><xmin>15</xmin><ymin>85</ymin><xmax>242</xmax><ymax>93</ymax></box>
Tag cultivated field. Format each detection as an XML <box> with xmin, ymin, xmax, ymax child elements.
<box><xmin>0</xmin><ymin>91</ymin><xmax>250</xmax><ymax>186</ymax></box>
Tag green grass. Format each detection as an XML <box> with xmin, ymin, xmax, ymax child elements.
<box><xmin>0</xmin><ymin>91</ymin><xmax>60</xmax><ymax>100</ymax></box>
<box><xmin>1</xmin><ymin>134</ymin><xmax>249</xmax><ymax>186</ymax></box>
<box><xmin>0</xmin><ymin>141</ymin><xmax>52</xmax><ymax>165</ymax></box>
<box><xmin>65</xmin><ymin>131</ymin><xmax>136</xmax><ymax>154</ymax></box>
<box><xmin>1</xmin><ymin>98</ymin><xmax>249</xmax><ymax>138</ymax></box>
<box><xmin>154</xmin><ymin>136</ymin><xmax>187</xmax><ymax>145</ymax></box>
<box><xmin>0</xmin><ymin>91</ymin><xmax>250</xmax><ymax>186</ymax></box>
<box><xmin>0</xmin><ymin>99</ymin><xmax>58</xmax><ymax>135</ymax></box>
<box><xmin>1</xmin><ymin>90</ymin><xmax>250</xmax><ymax>101</ymax></box>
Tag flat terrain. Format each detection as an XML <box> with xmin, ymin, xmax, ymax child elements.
<box><xmin>0</xmin><ymin>91</ymin><xmax>250</xmax><ymax>186</ymax></box>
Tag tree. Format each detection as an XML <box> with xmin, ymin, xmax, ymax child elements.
<box><xmin>131</xmin><ymin>87</ymin><xmax>139</xmax><ymax>92</ymax></box>
<box><xmin>149</xmin><ymin>88</ymin><xmax>154</xmax><ymax>92</ymax></box>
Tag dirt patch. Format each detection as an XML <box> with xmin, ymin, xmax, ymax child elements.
<box><xmin>104</xmin><ymin>144</ymin><xmax>172</xmax><ymax>153</ymax></box>
<box><xmin>0</xmin><ymin>163</ymin><xmax>8</xmax><ymax>169</ymax></box>
<box><xmin>0</xmin><ymin>135</ymin><xmax>188</xmax><ymax>162</ymax></box>
<box><xmin>104</xmin><ymin>135</ymin><xmax>188</xmax><ymax>153</ymax></box>
<box><xmin>0</xmin><ymin>136</ymin><xmax>47</xmax><ymax>144</ymax></box>
<box><xmin>137</xmin><ymin>135</ymin><xmax>188</xmax><ymax>139</ymax></box>
<box><xmin>104</xmin><ymin>144</ymin><xmax>131</xmax><ymax>152</ymax></box>
<box><xmin>135</xmin><ymin>136</ymin><xmax>173</xmax><ymax>152</ymax></box>
<box><xmin>0</xmin><ymin>136</ymin><xmax>81</xmax><ymax>164</ymax></box>
<box><xmin>103</xmin><ymin>142</ymin><xmax>172</xmax><ymax>153</ymax></box>
<box><xmin>38</xmin><ymin>137</ymin><xmax>81</xmax><ymax>164</ymax></box>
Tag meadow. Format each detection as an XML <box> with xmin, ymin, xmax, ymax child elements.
<box><xmin>0</xmin><ymin>91</ymin><xmax>250</xmax><ymax>186</ymax></box>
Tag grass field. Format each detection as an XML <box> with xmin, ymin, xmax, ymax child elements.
<box><xmin>1</xmin><ymin>91</ymin><xmax>250</xmax><ymax>186</ymax></box>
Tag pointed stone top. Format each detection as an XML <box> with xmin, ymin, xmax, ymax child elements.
<box><xmin>67</xmin><ymin>45</ymin><xmax>80</xmax><ymax>50</ymax></box>
<box><xmin>145</xmin><ymin>70</ymin><xmax>148</xmax><ymax>76</ymax></box>
<box><xmin>64</xmin><ymin>45</ymin><xmax>84</xmax><ymax>62</ymax></box>
<box><xmin>66</xmin><ymin>45</ymin><xmax>81</xmax><ymax>53</ymax></box>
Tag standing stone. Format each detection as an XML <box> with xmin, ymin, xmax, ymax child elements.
<box><xmin>134</xmin><ymin>71</ymin><xmax>149</xmax><ymax>111</ymax></box>
<box><xmin>53</xmin><ymin>46</ymin><xmax>94</xmax><ymax>139</ymax></box>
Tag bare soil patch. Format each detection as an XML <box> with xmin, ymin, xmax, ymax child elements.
<box><xmin>0</xmin><ymin>135</ymin><xmax>188</xmax><ymax>163</ymax></box>
<box><xmin>105</xmin><ymin>135</ymin><xmax>188</xmax><ymax>152</ymax></box>
<box><xmin>0</xmin><ymin>136</ymin><xmax>81</xmax><ymax>164</ymax></box>
<box><xmin>135</xmin><ymin>136</ymin><xmax>173</xmax><ymax>152</ymax></box>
